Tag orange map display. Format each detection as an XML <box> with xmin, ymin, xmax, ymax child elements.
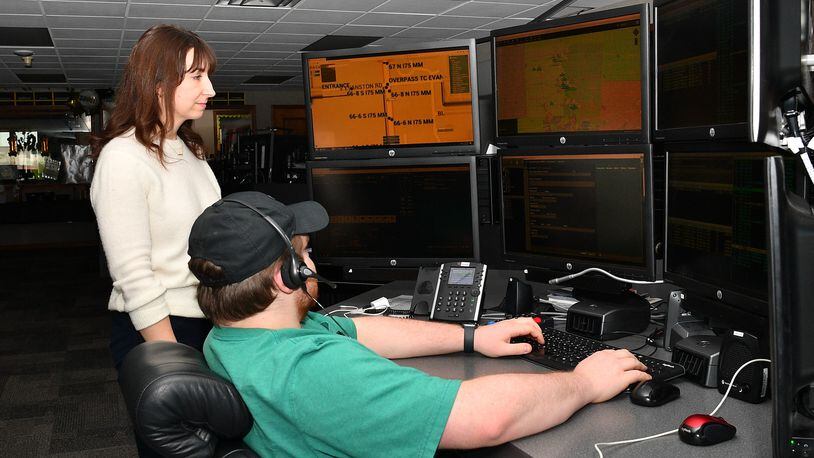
<box><xmin>495</xmin><ymin>15</ymin><xmax>642</xmax><ymax>134</ymax></box>
<box><xmin>308</xmin><ymin>48</ymin><xmax>474</xmax><ymax>150</ymax></box>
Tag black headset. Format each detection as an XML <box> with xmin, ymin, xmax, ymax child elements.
<box><xmin>221</xmin><ymin>197</ymin><xmax>318</xmax><ymax>290</ymax></box>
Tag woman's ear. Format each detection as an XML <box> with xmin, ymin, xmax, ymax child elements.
<box><xmin>273</xmin><ymin>266</ymin><xmax>294</xmax><ymax>294</ymax></box>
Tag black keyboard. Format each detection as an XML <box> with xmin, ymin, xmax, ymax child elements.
<box><xmin>512</xmin><ymin>327</ymin><xmax>685</xmax><ymax>382</ymax></box>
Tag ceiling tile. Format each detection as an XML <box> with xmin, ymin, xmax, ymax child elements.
<box><xmin>479</xmin><ymin>18</ymin><xmax>531</xmax><ymax>30</ymax></box>
<box><xmin>128</xmin><ymin>3</ymin><xmax>210</xmax><ymax>20</ymax></box>
<box><xmin>0</xmin><ymin>2</ymin><xmax>41</xmax><ymax>15</ymax></box>
<box><xmin>449</xmin><ymin>29</ymin><xmax>491</xmax><ymax>40</ymax></box>
<box><xmin>62</xmin><ymin>61</ymin><xmax>115</xmax><ymax>69</ymax></box>
<box><xmin>393</xmin><ymin>27</ymin><xmax>460</xmax><ymax>39</ymax></box>
<box><xmin>243</xmin><ymin>42</ymin><xmax>303</xmax><ymax>52</ymax></box>
<box><xmin>53</xmin><ymin>39</ymin><xmax>121</xmax><ymax>49</ymax></box>
<box><xmin>47</xmin><ymin>16</ymin><xmax>124</xmax><ymax>29</ymax></box>
<box><xmin>510</xmin><ymin>4</ymin><xmax>554</xmax><ymax>19</ymax></box>
<box><xmin>281</xmin><ymin>9</ymin><xmax>361</xmax><ymax>24</ymax></box>
<box><xmin>61</xmin><ymin>56</ymin><xmax>118</xmax><ymax>64</ymax></box>
<box><xmin>0</xmin><ymin>15</ymin><xmax>46</xmax><ymax>27</ymax></box>
<box><xmin>123</xmin><ymin>29</ymin><xmax>146</xmax><ymax>40</ymax></box>
<box><xmin>254</xmin><ymin>33</ymin><xmax>319</xmax><ymax>45</ymax></box>
<box><xmin>197</xmin><ymin>31</ymin><xmax>260</xmax><ymax>42</ymax></box>
<box><xmin>50</xmin><ymin>28</ymin><xmax>122</xmax><ymax>40</ymax></box>
<box><xmin>421</xmin><ymin>15</ymin><xmax>495</xmax><ymax>29</ymax></box>
<box><xmin>58</xmin><ymin>48</ymin><xmax>118</xmax><ymax>56</ymax></box>
<box><xmin>42</xmin><ymin>1</ymin><xmax>126</xmax><ymax>17</ymax></box>
<box><xmin>351</xmin><ymin>13</ymin><xmax>428</xmax><ymax>27</ymax></box>
<box><xmin>446</xmin><ymin>2</ymin><xmax>534</xmax><ymax>18</ymax></box>
<box><xmin>297</xmin><ymin>0</ymin><xmax>387</xmax><ymax>10</ymax></box>
<box><xmin>0</xmin><ymin>27</ymin><xmax>53</xmax><ymax>46</ymax></box>
<box><xmin>373</xmin><ymin>0</ymin><xmax>462</xmax><ymax>15</ymax></box>
<box><xmin>0</xmin><ymin>45</ymin><xmax>56</xmax><ymax>54</ymax></box>
<box><xmin>0</xmin><ymin>55</ymin><xmax>60</xmax><ymax>63</ymax></box>
<box><xmin>208</xmin><ymin>41</ymin><xmax>247</xmax><ymax>51</ymax></box>
<box><xmin>234</xmin><ymin>50</ymin><xmax>292</xmax><ymax>59</ymax></box>
<box><xmin>266</xmin><ymin>22</ymin><xmax>337</xmax><ymax>35</ymax></box>
<box><xmin>124</xmin><ymin>0</ymin><xmax>211</xmax><ymax>3</ymax></box>
<box><xmin>333</xmin><ymin>24</ymin><xmax>403</xmax><ymax>37</ymax></box>
<box><xmin>198</xmin><ymin>20</ymin><xmax>269</xmax><ymax>33</ymax></box>
<box><xmin>125</xmin><ymin>18</ymin><xmax>201</xmax><ymax>30</ymax></box>
<box><xmin>4</xmin><ymin>62</ymin><xmax>63</xmax><ymax>69</ymax></box>
<box><xmin>206</xmin><ymin>5</ymin><xmax>287</xmax><ymax>22</ymax></box>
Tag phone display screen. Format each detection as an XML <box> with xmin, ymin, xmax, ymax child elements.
<box><xmin>448</xmin><ymin>267</ymin><xmax>476</xmax><ymax>285</ymax></box>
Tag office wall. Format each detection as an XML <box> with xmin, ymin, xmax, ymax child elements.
<box><xmin>244</xmin><ymin>88</ymin><xmax>305</xmax><ymax>131</ymax></box>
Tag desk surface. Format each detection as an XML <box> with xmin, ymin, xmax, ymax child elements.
<box><xmin>334</xmin><ymin>278</ymin><xmax>772</xmax><ymax>458</ymax></box>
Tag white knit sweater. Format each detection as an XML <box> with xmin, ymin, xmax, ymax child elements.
<box><xmin>90</xmin><ymin>130</ymin><xmax>221</xmax><ymax>330</ymax></box>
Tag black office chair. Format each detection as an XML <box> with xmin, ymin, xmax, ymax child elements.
<box><xmin>118</xmin><ymin>341</ymin><xmax>258</xmax><ymax>458</ymax></box>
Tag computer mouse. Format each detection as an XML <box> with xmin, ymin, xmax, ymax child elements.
<box><xmin>629</xmin><ymin>380</ymin><xmax>680</xmax><ymax>407</ymax></box>
<box><xmin>678</xmin><ymin>414</ymin><xmax>736</xmax><ymax>446</ymax></box>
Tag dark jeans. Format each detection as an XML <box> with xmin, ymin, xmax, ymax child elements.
<box><xmin>110</xmin><ymin>311</ymin><xmax>212</xmax><ymax>457</ymax></box>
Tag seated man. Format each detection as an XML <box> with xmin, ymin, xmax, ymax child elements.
<box><xmin>187</xmin><ymin>191</ymin><xmax>650</xmax><ymax>457</ymax></box>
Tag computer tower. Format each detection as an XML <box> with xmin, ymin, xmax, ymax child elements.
<box><xmin>767</xmin><ymin>157</ymin><xmax>814</xmax><ymax>456</ymax></box>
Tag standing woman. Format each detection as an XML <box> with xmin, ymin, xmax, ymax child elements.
<box><xmin>90</xmin><ymin>25</ymin><xmax>220</xmax><ymax>375</ymax></box>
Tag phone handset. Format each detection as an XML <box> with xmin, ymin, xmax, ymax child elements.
<box><xmin>429</xmin><ymin>261</ymin><xmax>487</xmax><ymax>323</ymax></box>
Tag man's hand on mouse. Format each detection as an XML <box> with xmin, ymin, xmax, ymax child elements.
<box><xmin>573</xmin><ymin>349</ymin><xmax>652</xmax><ymax>403</ymax></box>
<box><xmin>474</xmin><ymin>317</ymin><xmax>544</xmax><ymax>357</ymax></box>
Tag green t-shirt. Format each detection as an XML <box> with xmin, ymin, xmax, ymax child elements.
<box><xmin>204</xmin><ymin>312</ymin><xmax>461</xmax><ymax>458</ymax></box>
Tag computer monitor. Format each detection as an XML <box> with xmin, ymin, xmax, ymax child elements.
<box><xmin>499</xmin><ymin>145</ymin><xmax>657</xmax><ymax>284</ymax></box>
<box><xmin>302</xmin><ymin>40</ymin><xmax>480</xmax><ymax>160</ymax></box>
<box><xmin>491</xmin><ymin>5</ymin><xmax>651</xmax><ymax>147</ymax></box>
<box><xmin>655</xmin><ymin>0</ymin><xmax>761</xmax><ymax>142</ymax></box>
<box><xmin>664</xmin><ymin>145</ymin><xmax>791</xmax><ymax>333</ymax></box>
<box><xmin>307</xmin><ymin>156</ymin><xmax>479</xmax><ymax>268</ymax></box>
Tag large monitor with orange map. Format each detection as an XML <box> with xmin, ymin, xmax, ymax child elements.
<box><xmin>302</xmin><ymin>39</ymin><xmax>480</xmax><ymax>160</ymax></box>
<box><xmin>492</xmin><ymin>5</ymin><xmax>650</xmax><ymax>147</ymax></box>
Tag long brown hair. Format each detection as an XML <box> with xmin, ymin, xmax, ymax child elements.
<box><xmin>91</xmin><ymin>24</ymin><xmax>217</xmax><ymax>164</ymax></box>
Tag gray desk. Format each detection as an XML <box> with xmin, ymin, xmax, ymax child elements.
<box><xmin>334</xmin><ymin>279</ymin><xmax>772</xmax><ymax>458</ymax></box>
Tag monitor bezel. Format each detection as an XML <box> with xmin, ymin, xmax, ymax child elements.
<box><xmin>662</xmin><ymin>142</ymin><xmax>779</xmax><ymax>322</ymax></box>
<box><xmin>490</xmin><ymin>4</ymin><xmax>652</xmax><ymax>148</ymax></box>
<box><xmin>302</xmin><ymin>39</ymin><xmax>481</xmax><ymax>160</ymax></box>
<box><xmin>306</xmin><ymin>155</ymin><xmax>481</xmax><ymax>268</ymax></box>
<box><xmin>653</xmin><ymin>0</ymin><xmax>763</xmax><ymax>143</ymax></box>
<box><xmin>498</xmin><ymin>144</ymin><xmax>658</xmax><ymax>282</ymax></box>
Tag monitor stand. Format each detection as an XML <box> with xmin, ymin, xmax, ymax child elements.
<box><xmin>526</xmin><ymin>269</ymin><xmax>650</xmax><ymax>339</ymax></box>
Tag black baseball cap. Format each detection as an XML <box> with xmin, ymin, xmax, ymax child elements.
<box><xmin>188</xmin><ymin>191</ymin><xmax>329</xmax><ymax>287</ymax></box>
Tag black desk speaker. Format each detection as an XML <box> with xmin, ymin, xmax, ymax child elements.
<box><xmin>503</xmin><ymin>277</ymin><xmax>533</xmax><ymax>317</ymax></box>
<box><xmin>717</xmin><ymin>330</ymin><xmax>770</xmax><ymax>404</ymax></box>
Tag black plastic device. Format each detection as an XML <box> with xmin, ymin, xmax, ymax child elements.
<box><xmin>565</xmin><ymin>293</ymin><xmax>651</xmax><ymax>340</ymax></box>
<box><xmin>766</xmin><ymin>156</ymin><xmax>814</xmax><ymax>456</ymax></box>
<box><xmin>629</xmin><ymin>380</ymin><xmax>681</xmax><ymax>407</ymax></box>
<box><xmin>429</xmin><ymin>261</ymin><xmax>487</xmax><ymax>323</ymax></box>
<box><xmin>672</xmin><ymin>335</ymin><xmax>722</xmax><ymax>388</ymax></box>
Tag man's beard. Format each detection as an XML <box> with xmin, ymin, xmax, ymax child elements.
<box><xmin>295</xmin><ymin>278</ymin><xmax>319</xmax><ymax>321</ymax></box>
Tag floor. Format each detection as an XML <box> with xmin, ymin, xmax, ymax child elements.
<box><xmin>0</xmin><ymin>245</ymin><xmax>138</xmax><ymax>457</ymax></box>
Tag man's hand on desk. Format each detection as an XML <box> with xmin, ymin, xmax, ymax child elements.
<box><xmin>474</xmin><ymin>318</ymin><xmax>545</xmax><ymax>358</ymax></box>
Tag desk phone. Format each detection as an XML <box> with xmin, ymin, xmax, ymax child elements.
<box><xmin>425</xmin><ymin>262</ymin><xmax>487</xmax><ymax>323</ymax></box>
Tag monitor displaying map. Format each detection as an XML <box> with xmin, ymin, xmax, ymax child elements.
<box><xmin>303</xmin><ymin>41</ymin><xmax>478</xmax><ymax>158</ymax></box>
<box><xmin>492</xmin><ymin>7</ymin><xmax>647</xmax><ymax>144</ymax></box>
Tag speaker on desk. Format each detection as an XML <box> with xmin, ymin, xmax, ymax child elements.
<box><xmin>717</xmin><ymin>330</ymin><xmax>770</xmax><ymax>404</ymax></box>
<box><xmin>502</xmin><ymin>277</ymin><xmax>533</xmax><ymax>317</ymax></box>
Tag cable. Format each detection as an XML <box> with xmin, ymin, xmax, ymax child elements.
<box><xmin>593</xmin><ymin>358</ymin><xmax>771</xmax><ymax>457</ymax></box>
<box><xmin>548</xmin><ymin>268</ymin><xmax>664</xmax><ymax>286</ymax></box>
<box><xmin>306</xmin><ymin>289</ymin><xmax>354</xmax><ymax>337</ymax></box>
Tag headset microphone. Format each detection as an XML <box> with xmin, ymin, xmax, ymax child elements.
<box><xmin>309</xmin><ymin>270</ymin><xmax>338</xmax><ymax>289</ymax></box>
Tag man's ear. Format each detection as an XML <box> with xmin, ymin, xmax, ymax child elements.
<box><xmin>273</xmin><ymin>266</ymin><xmax>294</xmax><ymax>294</ymax></box>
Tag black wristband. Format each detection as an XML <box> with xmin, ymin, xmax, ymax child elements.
<box><xmin>463</xmin><ymin>323</ymin><xmax>476</xmax><ymax>353</ymax></box>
